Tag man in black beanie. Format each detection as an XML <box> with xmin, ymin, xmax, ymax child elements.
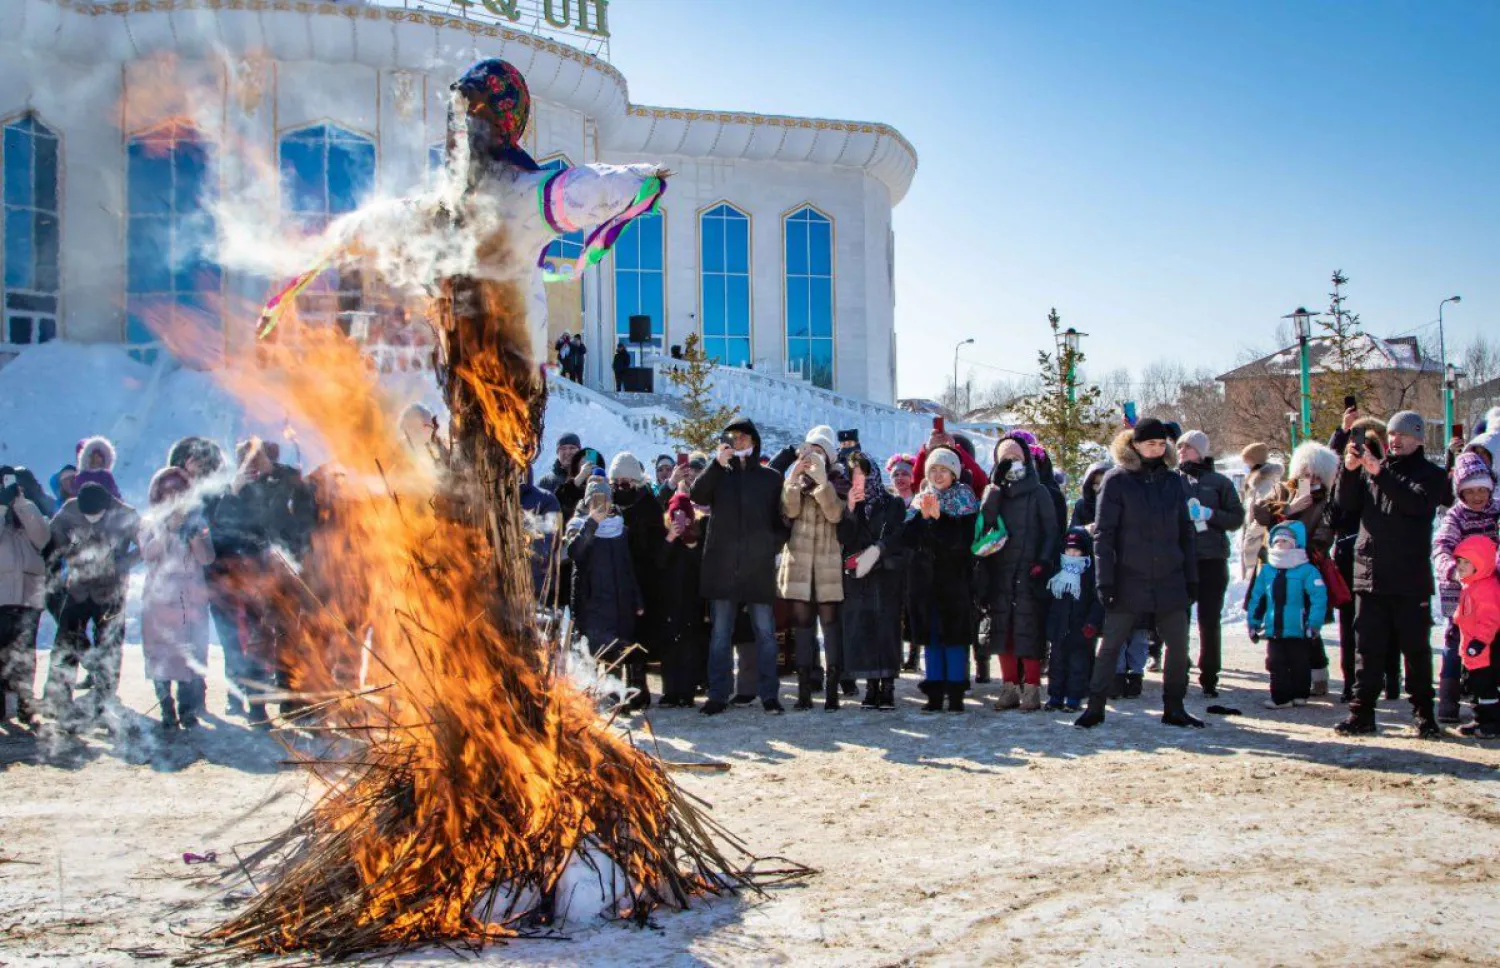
<box><xmin>1075</xmin><ymin>418</ymin><xmax>1204</xmax><ymax>729</ymax></box>
<box><xmin>538</xmin><ymin>433</ymin><xmax>581</xmax><ymax>495</ymax></box>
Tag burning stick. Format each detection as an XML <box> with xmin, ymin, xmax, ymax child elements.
<box><xmin>191</xmin><ymin>60</ymin><xmax>807</xmax><ymax>964</ymax></box>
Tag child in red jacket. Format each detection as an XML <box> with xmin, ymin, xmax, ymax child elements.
<box><xmin>1453</xmin><ymin>534</ymin><xmax>1500</xmax><ymax>738</ymax></box>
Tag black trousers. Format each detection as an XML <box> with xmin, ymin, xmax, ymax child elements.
<box><xmin>1267</xmin><ymin>637</ymin><xmax>1311</xmax><ymax>705</ymax></box>
<box><xmin>45</xmin><ymin>595</ymin><xmax>126</xmax><ymax>713</ymax></box>
<box><xmin>1194</xmin><ymin>559</ymin><xmax>1230</xmax><ymax>690</ymax></box>
<box><xmin>1352</xmin><ymin>593</ymin><xmax>1433</xmax><ymax>717</ymax></box>
<box><xmin>0</xmin><ymin>605</ymin><xmax>41</xmax><ymax>714</ymax></box>
<box><xmin>1093</xmin><ymin>609</ymin><xmax>1190</xmax><ymax>702</ymax></box>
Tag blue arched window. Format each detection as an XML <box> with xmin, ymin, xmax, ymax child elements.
<box><xmin>700</xmin><ymin>203</ymin><xmax>750</xmax><ymax>367</ymax></box>
<box><xmin>613</xmin><ymin>210</ymin><xmax>663</xmax><ymax>347</ymax></box>
<box><xmin>538</xmin><ymin>157</ymin><xmax>585</xmax><ymax>266</ymax></box>
<box><xmin>785</xmin><ymin>206</ymin><xmax>833</xmax><ymax>389</ymax></box>
<box><xmin>126</xmin><ymin>123</ymin><xmax>218</xmax><ymax>361</ymax></box>
<box><xmin>3</xmin><ymin>114</ymin><xmax>60</xmax><ymax>346</ymax></box>
<box><xmin>279</xmin><ymin>124</ymin><xmax>375</xmax><ymax>332</ymax></box>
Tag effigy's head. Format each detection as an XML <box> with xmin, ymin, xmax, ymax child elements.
<box><xmin>450</xmin><ymin>58</ymin><xmax>539</xmax><ymax>171</ymax></box>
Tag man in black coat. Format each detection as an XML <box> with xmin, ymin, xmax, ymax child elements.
<box><xmin>1333</xmin><ymin>410</ymin><xmax>1449</xmax><ymax>737</ymax></box>
<box><xmin>537</xmin><ymin>433</ymin><xmax>581</xmax><ymax>495</ymax></box>
<box><xmin>690</xmin><ymin>417</ymin><xmax>787</xmax><ymax>715</ymax></box>
<box><xmin>1075</xmin><ymin>418</ymin><xmax>1203</xmax><ymax>729</ymax></box>
<box><xmin>1176</xmin><ymin>430</ymin><xmax>1246</xmax><ymax>698</ymax></box>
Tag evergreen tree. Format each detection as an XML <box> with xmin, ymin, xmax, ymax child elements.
<box><xmin>1309</xmin><ymin>269</ymin><xmax>1376</xmax><ymax>441</ymax></box>
<box><xmin>656</xmin><ymin>332</ymin><xmax>740</xmax><ymax>453</ymax></box>
<box><xmin>1016</xmin><ymin>309</ymin><xmax>1111</xmax><ymax>495</ymax></box>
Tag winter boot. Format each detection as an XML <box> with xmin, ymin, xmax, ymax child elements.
<box><xmin>247</xmin><ymin>702</ymin><xmax>270</xmax><ymax>729</ymax></box>
<box><xmin>177</xmin><ymin>680</ymin><xmax>203</xmax><ymax>729</ymax></box>
<box><xmin>902</xmin><ymin>643</ymin><xmax>919</xmax><ymax>672</ymax></box>
<box><xmin>1161</xmin><ymin>698</ymin><xmax>1206</xmax><ymax>729</ymax></box>
<box><xmin>861</xmin><ymin>680</ymin><xmax>879</xmax><ymax>709</ymax></box>
<box><xmin>794</xmin><ymin>667</ymin><xmax>816</xmax><ymax>711</ymax></box>
<box><xmin>1437</xmin><ymin>677</ymin><xmax>1462</xmax><ymax>725</ymax></box>
<box><xmin>825</xmin><ymin>668</ymin><xmax>842</xmax><ymax>712</ymax></box>
<box><xmin>919</xmin><ymin>681</ymin><xmax>944</xmax><ymax>713</ymax></box>
<box><xmin>946</xmin><ymin>682</ymin><xmax>967</xmax><ymax>712</ymax></box>
<box><xmin>1073</xmin><ymin>695</ymin><xmax>1106</xmax><ymax>729</ymax></box>
<box><xmin>1125</xmin><ymin>673</ymin><xmax>1144</xmax><ymax>698</ymax></box>
<box><xmin>626</xmin><ymin>662</ymin><xmax>652</xmax><ymax>712</ymax></box>
<box><xmin>154</xmin><ymin>682</ymin><xmax>178</xmax><ymax>732</ymax></box>
<box><xmin>1458</xmin><ymin>703</ymin><xmax>1500</xmax><ymax>738</ymax></box>
<box><xmin>1019</xmin><ymin>683</ymin><xmax>1042</xmax><ymax>712</ymax></box>
<box><xmin>974</xmin><ymin>652</ymin><xmax>992</xmax><ymax>684</ymax></box>
<box><xmin>1334</xmin><ymin>702</ymin><xmax>1377</xmax><ymax>736</ymax></box>
<box><xmin>1310</xmin><ymin>668</ymin><xmax>1329</xmax><ymax>698</ymax></box>
<box><xmin>1414</xmin><ymin>707</ymin><xmax>1445</xmax><ymax>740</ymax></box>
<box><xmin>993</xmin><ymin>682</ymin><xmax>1021</xmax><ymax>711</ymax></box>
<box><xmin>1110</xmin><ymin>672</ymin><xmax>1127</xmax><ymax>699</ymax></box>
<box><xmin>878</xmin><ymin>678</ymin><xmax>897</xmax><ymax>711</ymax></box>
<box><xmin>1043</xmin><ymin>696</ymin><xmax>1065</xmax><ymax>712</ymax></box>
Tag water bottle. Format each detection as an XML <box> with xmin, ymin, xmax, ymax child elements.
<box><xmin>1188</xmin><ymin>497</ymin><xmax>1208</xmax><ymax>532</ymax></box>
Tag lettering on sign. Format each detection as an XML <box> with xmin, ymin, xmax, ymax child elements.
<box><xmin>464</xmin><ymin>0</ymin><xmax>611</xmax><ymax>38</ymax></box>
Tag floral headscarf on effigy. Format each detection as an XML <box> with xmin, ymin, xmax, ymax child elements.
<box><xmin>451</xmin><ymin>58</ymin><xmax>540</xmax><ymax>172</ymax></box>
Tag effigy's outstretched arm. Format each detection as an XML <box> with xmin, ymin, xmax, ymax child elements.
<box><xmin>534</xmin><ymin>163</ymin><xmax>668</xmax><ymax>282</ymax></box>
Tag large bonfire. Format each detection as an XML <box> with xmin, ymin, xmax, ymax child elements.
<box><xmin>172</xmin><ymin>59</ymin><xmax>805</xmax><ymax>963</ymax></box>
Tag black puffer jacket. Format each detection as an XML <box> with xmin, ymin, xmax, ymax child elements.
<box><xmin>903</xmin><ymin>499</ymin><xmax>978</xmax><ymax>646</ymax></box>
<box><xmin>615</xmin><ymin>483</ymin><xmax>668</xmax><ymax>653</ymax></box>
<box><xmin>1178</xmin><ymin>457</ymin><xmax>1246</xmax><ymax>561</ymax></box>
<box><xmin>564</xmin><ymin>514</ymin><xmax>641</xmax><ymax>654</ymax></box>
<box><xmin>1334</xmin><ymin>446</ymin><xmax>1448</xmax><ymax>597</ymax></box>
<box><xmin>1095</xmin><ymin>431</ymin><xmax>1198</xmax><ymax>614</ymax></box>
<box><xmin>690</xmin><ymin>419</ymin><xmax>787</xmax><ymax>604</ymax></box>
<box><xmin>976</xmin><ymin>438</ymin><xmax>1059</xmax><ymax>659</ymax></box>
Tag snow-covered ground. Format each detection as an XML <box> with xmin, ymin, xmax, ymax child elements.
<box><xmin>2</xmin><ymin>630</ymin><xmax>1498</xmax><ymax>967</ymax></box>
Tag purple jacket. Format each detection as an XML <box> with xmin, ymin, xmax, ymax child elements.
<box><xmin>1433</xmin><ymin>497</ymin><xmax>1500</xmax><ymax>615</ymax></box>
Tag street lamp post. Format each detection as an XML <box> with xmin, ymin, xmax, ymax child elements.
<box><xmin>1440</xmin><ymin>295</ymin><xmax>1461</xmax><ymax>444</ymax></box>
<box><xmin>1446</xmin><ymin>362</ymin><xmax>1459</xmax><ymax>446</ymax></box>
<box><xmin>953</xmin><ymin>337</ymin><xmax>974</xmax><ymax>415</ymax></box>
<box><xmin>1287</xmin><ymin>411</ymin><xmax>1299</xmax><ymax>450</ymax></box>
<box><xmin>1061</xmin><ymin>326</ymin><xmax>1085</xmax><ymax>403</ymax></box>
<box><xmin>1283</xmin><ymin>307</ymin><xmax>1316</xmax><ymax>444</ymax></box>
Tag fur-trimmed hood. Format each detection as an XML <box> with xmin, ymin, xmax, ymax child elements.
<box><xmin>77</xmin><ymin>435</ymin><xmax>116</xmax><ymax>472</ymax></box>
<box><xmin>1109</xmin><ymin>429</ymin><xmax>1178</xmax><ymax>472</ymax></box>
<box><xmin>1289</xmin><ymin>441</ymin><xmax>1340</xmax><ymax>490</ymax></box>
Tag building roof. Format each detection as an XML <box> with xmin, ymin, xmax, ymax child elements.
<box><xmin>1217</xmin><ymin>334</ymin><xmax>1443</xmax><ymax>382</ymax></box>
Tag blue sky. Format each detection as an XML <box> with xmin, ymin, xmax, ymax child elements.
<box><xmin>607</xmin><ymin>0</ymin><xmax>1499</xmax><ymax>399</ymax></box>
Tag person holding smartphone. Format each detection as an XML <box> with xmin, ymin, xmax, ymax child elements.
<box><xmin>838</xmin><ymin>452</ymin><xmax>906</xmax><ymax>710</ymax></box>
<box><xmin>778</xmin><ymin>426</ymin><xmax>848</xmax><ymax>711</ymax></box>
<box><xmin>690</xmin><ymin>418</ymin><xmax>786</xmax><ymax>715</ymax></box>
<box><xmin>0</xmin><ymin>466</ymin><xmax>51</xmax><ymax>728</ymax></box>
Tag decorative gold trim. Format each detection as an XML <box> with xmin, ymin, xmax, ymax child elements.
<box><xmin>41</xmin><ymin>0</ymin><xmax>628</xmax><ymax>88</ymax></box>
<box><xmin>694</xmin><ymin>199</ymin><xmax>752</xmax><ymax>367</ymax></box>
<box><xmin>779</xmin><ymin>203</ymin><xmax>836</xmax><ymax>390</ymax></box>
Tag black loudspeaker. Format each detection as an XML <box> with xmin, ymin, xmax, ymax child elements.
<box><xmin>628</xmin><ymin>314</ymin><xmax>652</xmax><ymax>345</ymax></box>
<box><xmin>621</xmin><ymin>367</ymin><xmax>654</xmax><ymax>393</ymax></box>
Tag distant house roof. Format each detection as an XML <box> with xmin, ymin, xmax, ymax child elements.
<box><xmin>1217</xmin><ymin>334</ymin><xmax>1444</xmax><ymax>382</ymax></box>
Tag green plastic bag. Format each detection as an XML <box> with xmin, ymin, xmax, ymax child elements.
<box><xmin>971</xmin><ymin>512</ymin><xmax>1008</xmax><ymax>558</ymax></box>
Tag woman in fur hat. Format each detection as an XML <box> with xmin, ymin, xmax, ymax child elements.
<box><xmin>1252</xmin><ymin>441</ymin><xmax>1340</xmax><ymax>695</ymax></box>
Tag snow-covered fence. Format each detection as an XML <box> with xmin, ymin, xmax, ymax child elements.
<box><xmin>544</xmin><ymin>366</ymin><xmax>677</xmax><ymax>448</ymax></box>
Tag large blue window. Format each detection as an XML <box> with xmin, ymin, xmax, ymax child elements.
<box><xmin>613</xmin><ymin>210</ymin><xmax>663</xmax><ymax>347</ymax></box>
<box><xmin>279</xmin><ymin>124</ymin><xmax>375</xmax><ymax>332</ymax></box>
<box><xmin>700</xmin><ymin>203</ymin><xmax>750</xmax><ymax>367</ymax></box>
<box><xmin>538</xmin><ymin>157</ymin><xmax>585</xmax><ymax>267</ymax></box>
<box><xmin>785</xmin><ymin>206</ymin><xmax>833</xmax><ymax>388</ymax></box>
<box><xmin>127</xmin><ymin>123</ymin><xmax>218</xmax><ymax>361</ymax></box>
<box><xmin>3</xmin><ymin>114</ymin><xmax>60</xmax><ymax>346</ymax></box>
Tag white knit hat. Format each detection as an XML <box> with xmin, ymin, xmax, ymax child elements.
<box><xmin>1178</xmin><ymin>430</ymin><xmax>1210</xmax><ymax>459</ymax></box>
<box><xmin>804</xmin><ymin>424</ymin><xmax>838</xmax><ymax>462</ymax></box>
<box><xmin>607</xmin><ymin>452</ymin><xmax>647</xmax><ymax>483</ymax></box>
<box><xmin>927</xmin><ymin>447</ymin><xmax>963</xmax><ymax>480</ymax></box>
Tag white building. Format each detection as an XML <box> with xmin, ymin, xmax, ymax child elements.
<box><xmin>0</xmin><ymin>0</ymin><xmax>916</xmax><ymax>403</ymax></box>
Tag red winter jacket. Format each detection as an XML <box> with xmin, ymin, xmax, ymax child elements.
<box><xmin>1454</xmin><ymin>534</ymin><xmax>1500</xmax><ymax>672</ymax></box>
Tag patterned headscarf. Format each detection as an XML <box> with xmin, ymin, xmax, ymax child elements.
<box><xmin>849</xmin><ymin>452</ymin><xmax>895</xmax><ymax>521</ymax></box>
<box><xmin>451</xmin><ymin>58</ymin><xmax>540</xmax><ymax>171</ymax></box>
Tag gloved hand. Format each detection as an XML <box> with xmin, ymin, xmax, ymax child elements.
<box><xmin>805</xmin><ymin>454</ymin><xmax>828</xmax><ymax>484</ymax></box>
<box><xmin>994</xmin><ymin>459</ymin><xmax>1013</xmax><ymax>484</ymax></box>
<box><xmin>1029</xmin><ymin>563</ymin><xmax>1044</xmax><ymax>579</ymax></box>
<box><xmin>1081</xmin><ymin>624</ymin><xmax>1098</xmax><ymax>639</ymax></box>
<box><xmin>769</xmin><ymin>445</ymin><xmax>800</xmax><ymax>475</ymax></box>
<box><xmin>1098</xmin><ymin>585</ymin><xmax>1116</xmax><ymax>609</ymax></box>
<box><xmin>1189</xmin><ymin>501</ymin><xmax>1213</xmax><ymax>523</ymax></box>
<box><xmin>854</xmin><ymin>545</ymin><xmax>882</xmax><ymax>579</ymax></box>
<box><xmin>1248</xmin><ymin>627</ymin><xmax>1261</xmax><ymax>644</ymax></box>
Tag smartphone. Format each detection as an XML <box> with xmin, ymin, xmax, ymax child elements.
<box><xmin>1123</xmin><ymin>401</ymin><xmax>1138</xmax><ymax>425</ymax></box>
<box><xmin>676</xmin><ymin>452</ymin><xmax>688</xmax><ymax>467</ymax></box>
<box><xmin>933</xmin><ymin>416</ymin><xmax>945</xmax><ymax>434</ymax></box>
<box><xmin>719</xmin><ymin>432</ymin><xmax>732</xmax><ymax>446</ymax></box>
<box><xmin>1454</xmin><ymin>423</ymin><xmax>1465</xmax><ymax>440</ymax></box>
<box><xmin>1343</xmin><ymin>395</ymin><xmax>1357</xmax><ymax>410</ymax></box>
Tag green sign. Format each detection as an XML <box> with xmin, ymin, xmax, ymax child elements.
<box><xmin>467</xmin><ymin>0</ymin><xmax>611</xmax><ymax>39</ymax></box>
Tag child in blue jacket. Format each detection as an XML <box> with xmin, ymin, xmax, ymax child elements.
<box><xmin>1044</xmin><ymin>528</ymin><xmax>1105</xmax><ymax>711</ymax></box>
<box><xmin>1247</xmin><ymin>521</ymin><xmax>1327</xmax><ymax>709</ymax></box>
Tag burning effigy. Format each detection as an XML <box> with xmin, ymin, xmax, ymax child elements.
<box><xmin>182</xmin><ymin>60</ymin><xmax>807</xmax><ymax>962</ymax></box>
